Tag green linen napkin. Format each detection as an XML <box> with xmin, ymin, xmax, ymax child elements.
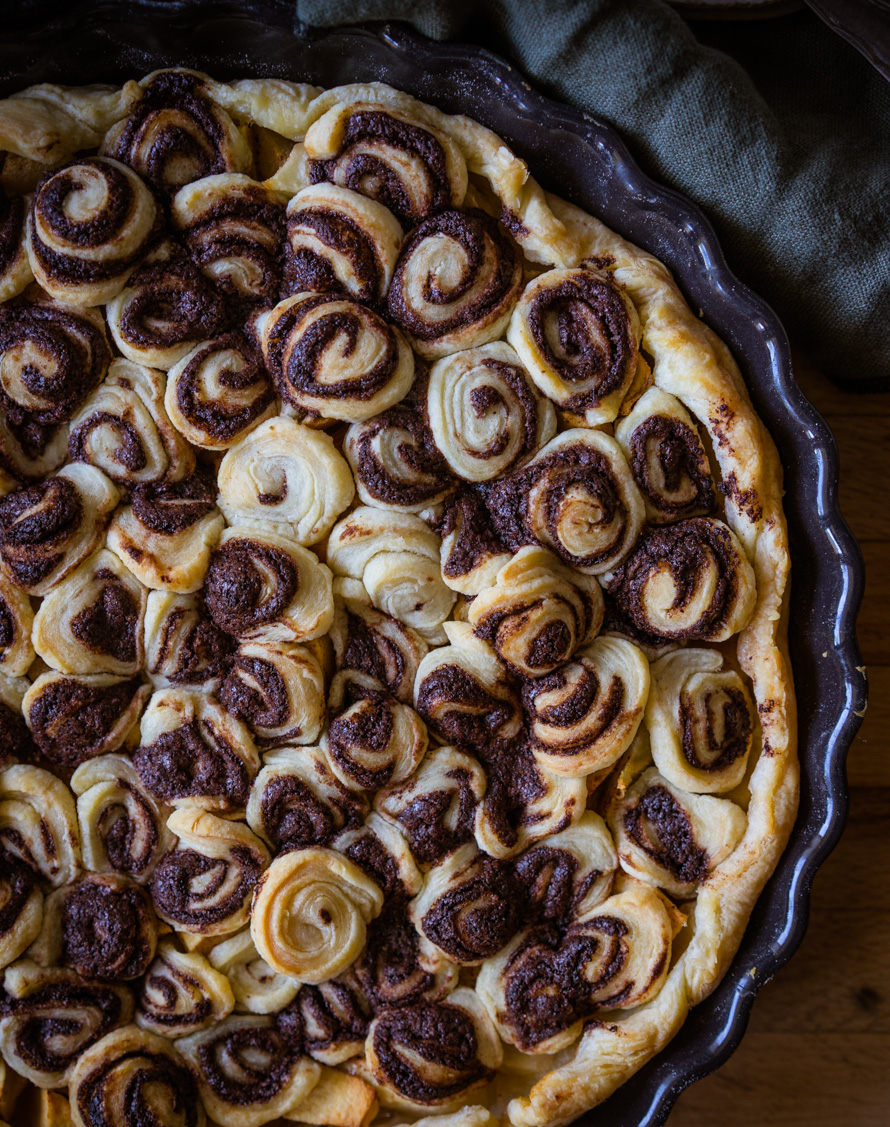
<box><xmin>296</xmin><ymin>0</ymin><xmax>890</xmax><ymax>390</ymax></box>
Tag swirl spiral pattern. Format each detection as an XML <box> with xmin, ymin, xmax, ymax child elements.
<box><xmin>332</xmin><ymin>812</ymin><xmax>423</xmax><ymax>901</ymax></box>
<box><xmin>144</xmin><ymin>591</ymin><xmax>234</xmax><ymax>691</ymax></box>
<box><xmin>355</xmin><ymin>904</ymin><xmax>458</xmax><ymax>1012</ymax></box>
<box><xmin>387</xmin><ymin>209</ymin><xmax>522</xmax><ymax>360</ymax></box>
<box><xmin>513</xmin><ymin>812</ymin><xmax>618</xmax><ymax>923</ymax></box>
<box><xmin>293</xmin><ymin>977</ymin><xmax>371</xmax><ymax>1064</ymax></box>
<box><xmin>136</xmin><ymin>938</ymin><xmax>234</xmax><ymax>1038</ymax></box>
<box><xmin>0</xmin><ymin>851</ymin><xmax>42</xmax><ymax>970</ymax></box>
<box><xmin>329</xmin><ymin>591</ymin><xmax>428</xmax><ymax>705</ymax></box>
<box><xmin>207</xmin><ymin>928</ymin><xmax>300</xmax><ymax>1015</ymax></box>
<box><xmin>0</xmin><ymin>187</ymin><xmax>32</xmax><ymax>303</ymax></box>
<box><xmin>0</xmin><ymin>762</ymin><xmax>81</xmax><ymax>887</ymax></box>
<box><xmin>220</xmin><ymin>641</ymin><xmax>325</xmax><ymax>747</ymax></box>
<box><xmin>259</xmin><ymin>293</ymin><xmax>415</xmax><ymax>423</ymax></box>
<box><xmin>435</xmin><ymin>489</ymin><xmax>511</xmax><ymax>597</ymax></box>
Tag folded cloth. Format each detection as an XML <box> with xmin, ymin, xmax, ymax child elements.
<box><xmin>296</xmin><ymin>0</ymin><xmax>890</xmax><ymax>390</ymax></box>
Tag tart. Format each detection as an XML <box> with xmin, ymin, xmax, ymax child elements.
<box><xmin>0</xmin><ymin>69</ymin><xmax>796</xmax><ymax>1127</ymax></box>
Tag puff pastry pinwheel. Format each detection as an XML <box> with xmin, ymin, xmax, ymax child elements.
<box><xmin>413</xmin><ymin>620</ymin><xmax>521</xmax><ymax>750</ymax></box>
<box><xmin>0</xmin><ymin>570</ymin><xmax>34</xmax><ymax>676</ymax></box>
<box><xmin>476</xmin><ymin>884</ymin><xmax>673</xmax><ymax>1055</ymax></box>
<box><xmin>362</xmin><ymin>987</ymin><xmax>502</xmax><ymax>1112</ymax></box>
<box><xmin>284</xmin><ymin>182</ymin><xmax>403</xmax><ymax>303</ymax></box>
<box><xmin>329</xmin><ymin>588</ymin><xmax>428</xmax><ymax>704</ymax></box>
<box><xmin>257</xmin><ymin>292</ymin><xmax>415</xmax><ymax>422</ymax></box>
<box><xmin>606</xmin><ymin>765</ymin><xmax>747</xmax><ymax>897</ymax></box>
<box><xmin>250</xmin><ymin>846</ymin><xmax>383</xmax><ymax>983</ymax></box>
<box><xmin>0</xmin><ymin>763</ymin><xmax>80</xmax><ymax>888</ymax></box>
<box><xmin>103</xmin><ymin>68</ymin><xmax>252</xmax><ymax>195</ymax></box>
<box><xmin>0</xmin><ymin>854</ymin><xmax>42</xmax><ymax>971</ymax></box>
<box><xmin>292</xmin><ymin>976</ymin><xmax>372</xmax><ymax>1065</ymax></box>
<box><xmin>0</xmin><ymin>959</ymin><xmax>133</xmax><ymax>1087</ymax></box>
<box><xmin>303</xmin><ymin>100</ymin><xmax>467</xmax><ymax>226</ymax></box>
<box><xmin>513</xmin><ymin>812</ymin><xmax>618</xmax><ymax>922</ymax></box>
<box><xmin>149</xmin><ymin>806</ymin><xmax>270</xmax><ymax>937</ymax></box>
<box><xmin>0</xmin><ymin>673</ymin><xmax>32</xmax><ymax>767</ymax></box>
<box><xmin>427</xmin><ymin>342</ymin><xmax>555</xmax><ymax>482</ymax></box>
<box><xmin>332</xmin><ymin>811</ymin><xmax>423</xmax><ymax>901</ymax></box>
<box><xmin>468</xmin><ymin>545</ymin><xmax>603</xmax><ymax>678</ymax></box>
<box><xmin>68</xmin><ymin>358</ymin><xmax>194</xmax><ymax>487</ymax></box>
<box><xmin>177</xmin><ymin>1012</ymin><xmax>318</xmax><ymax>1127</ymax></box>
<box><xmin>386</xmin><ymin>209</ymin><xmax>522</xmax><ymax>360</ymax></box>
<box><xmin>68</xmin><ymin>1025</ymin><xmax>205</xmax><ymax>1127</ymax></box>
<box><xmin>106</xmin><ymin>242</ymin><xmax>230</xmax><ymax>371</ymax></box>
<box><xmin>107</xmin><ymin>473</ymin><xmax>224</xmax><ymax>594</ymax></box>
<box><xmin>375</xmin><ymin>743</ymin><xmax>487</xmax><ymax>868</ymax></box>
<box><xmin>0</xmin><ymin>464</ymin><xmax>119</xmax><ymax>595</ymax></box>
<box><xmin>143</xmin><ymin>590</ymin><xmax>234</xmax><ymax>690</ymax></box>
<box><xmin>245</xmin><ymin>745</ymin><xmax>368</xmax><ymax>855</ymax></box>
<box><xmin>435</xmin><ymin>489</ymin><xmax>512</xmax><ymax>596</ymax></box>
<box><xmin>172</xmin><ymin>173</ymin><xmax>288</xmax><ymax>304</ymax></box>
<box><xmin>32</xmin><ymin>548</ymin><xmax>147</xmax><ymax>676</ymax></box>
<box><xmin>136</xmin><ymin>937</ymin><xmax>234</xmax><ymax>1038</ymax></box>
<box><xmin>220</xmin><ymin>640</ymin><xmax>325</xmax><ymax>748</ymax></box>
<box><xmin>507</xmin><ymin>266</ymin><xmax>641</xmax><ymax>427</ymax></box>
<box><xmin>646</xmin><ymin>647</ymin><xmax>756</xmax><ymax>794</ymax></box>
<box><xmin>22</xmin><ymin>673</ymin><xmax>149</xmax><ymax>769</ymax></box>
<box><xmin>70</xmin><ymin>753</ymin><xmax>173</xmax><ymax>884</ymax></box>
<box><xmin>133</xmin><ymin>687</ymin><xmax>260</xmax><ymax>811</ymax></box>
<box><xmin>323</xmin><ymin>669</ymin><xmax>428</xmax><ymax>792</ymax></box>
<box><xmin>204</xmin><ymin>527</ymin><xmax>334</xmax><ymax>644</ymax></box>
<box><xmin>522</xmin><ymin>635</ymin><xmax>650</xmax><ymax>777</ymax></box>
<box><xmin>26</xmin><ymin>156</ymin><xmax>159</xmax><ymax>306</ymax></box>
<box><xmin>0</xmin><ymin>188</ymin><xmax>32</xmax><ymax>303</ymax></box>
<box><xmin>344</xmin><ymin>397</ymin><xmax>456</xmax><ymax>513</ymax></box>
<box><xmin>327</xmin><ymin>507</ymin><xmax>455</xmax><ymax>644</ymax></box>
<box><xmin>208</xmin><ymin>927</ymin><xmax>300</xmax><ymax>1015</ymax></box>
<box><xmin>486</xmin><ymin>428</ymin><xmax>645</xmax><ymax>575</ymax></box>
<box><xmin>164</xmin><ymin>332</ymin><xmax>277</xmax><ymax>450</ymax></box>
<box><xmin>216</xmin><ymin>416</ymin><xmax>354</xmax><ymax>545</ymax></box>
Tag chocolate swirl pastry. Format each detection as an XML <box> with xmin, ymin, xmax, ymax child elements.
<box><xmin>102</xmin><ymin>67</ymin><xmax>252</xmax><ymax>196</ymax></box>
<box><xmin>68</xmin><ymin>359</ymin><xmax>194</xmax><ymax>487</ymax></box>
<box><xmin>245</xmin><ymin>746</ymin><xmax>368</xmax><ymax>855</ymax></box>
<box><xmin>363</xmin><ymin>987</ymin><xmax>501</xmax><ymax>1112</ymax></box>
<box><xmin>427</xmin><ymin>342</ymin><xmax>556</xmax><ymax>482</ymax></box>
<box><xmin>468</xmin><ymin>545</ymin><xmax>604</xmax><ymax>679</ymax></box>
<box><xmin>292</xmin><ymin>976</ymin><xmax>371</xmax><ymax>1065</ymax></box>
<box><xmin>0</xmin><ymin>851</ymin><xmax>41</xmax><ymax>970</ymax></box>
<box><xmin>329</xmin><ymin>591</ymin><xmax>428</xmax><ymax>705</ymax></box>
<box><xmin>250</xmin><ymin>847</ymin><xmax>383</xmax><ymax>983</ymax></box>
<box><xmin>149</xmin><ymin>806</ymin><xmax>269</xmax><ymax>937</ymax></box>
<box><xmin>134</xmin><ymin>687</ymin><xmax>259</xmax><ymax>812</ymax></box>
<box><xmin>332</xmin><ymin>812</ymin><xmax>423</xmax><ymax>901</ymax></box>
<box><xmin>615</xmin><ymin>387</ymin><xmax>715</xmax><ymax>523</ymax></box>
<box><xmin>216</xmin><ymin>416</ymin><xmax>354</xmax><ymax>546</ymax></box>
<box><xmin>387</xmin><ymin>209</ymin><xmax>522</xmax><ymax>360</ymax></box>
<box><xmin>607</xmin><ymin>766</ymin><xmax>747</xmax><ymax>898</ymax></box>
<box><xmin>411</xmin><ymin>844</ymin><xmax>522</xmax><ymax>966</ymax></box>
<box><xmin>204</xmin><ymin>527</ymin><xmax>334</xmax><ymax>644</ymax></box>
<box><xmin>0</xmin><ymin>572</ymin><xmax>33</xmax><ymax>676</ymax></box>
<box><xmin>220</xmin><ymin>641</ymin><xmax>325</xmax><ymax>748</ymax></box>
<box><xmin>176</xmin><ymin>1013</ymin><xmax>319</xmax><ymax>1127</ymax></box>
<box><xmin>507</xmin><ymin>266</ymin><xmax>642</xmax><ymax>427</ymax></box>
<box><xmin>354</xmin><ymin>903</ymin><xmax>458</xmax><ymax>1012</ymax></box>
<box><xmin>375</xmin><ymin>744</ymin><xmax>486</xmax><ymax>868</ymax></box>
<box><xmin>136</xmin><ymin>937</ymin><xmax>234</xmax><ymax>1038</ymax></box>
<box><xmin>30</xmin><ymin>873</ymin><xmax>156</xmax><ymax>983</ymax></box>
<box><xmin>0</xmin><ymin>763</ymin><xmax>81</xmax><ymax>889</ymax></box>
<box><xmin>32</xmin><ymin>548</ymin><xmax>148</xmax><ymax>677</ymax></box>
<box><xmin>323</xmin><ymin>670</ymin><xmax>428</xmax><ymax>792</ymax></box>
<box><xmin>435</xmin><ymin>488</ymin><xmax>512</xmax><ymax>597</ymax></box>
<box><xmin>603</xmin><ymin>517</ymin><xmax>757</xmax><ymax>644</ymax></box>
<box><xmin>107</xmin><ymin>474</ymin><xmax>224</xmax><ymax>595</ymax></box>
<box><xmin>476</xmin><ymin>884</ymin><xmax>674</xmax><ymax>1055</ymax></box>
<box><xmin>257</xmin><ymin>292</ymin><xmax>415</xmax><ymax>423</ymax></box>
<box><xmin>514</xmin><ymin>812</ymin><xmax>618</xmax><ymax>923</ymax></box>
<box><xmin>164</xmin><ymin>333</ymin><xmax>277</xmax><ymax>450</ymax></box>
<box><xmin>22</xmin><ymin>673</ymin><xmax>149</xmax><ymax>770</ymax></box>
<box><xmin>304</xmin><ymin>101</ymin><xmax>467</xmax><ymax>227</ymax></box>
<box><xmin>208</xmin><ymin>927</ymin><xmax>300</xmax><ymax>1015</ymax></box>
<box><xmin>486</xmin><ymin>428</ymin><xmax>645</xmax><ymax>576</ymax></box>
<box><xmin>0</xmin><ymin>188</ymin><xmax>32</xmax><ymax>303</ymax></box>
<box><xmin>646</xmin><ymin>648</ymin><xmax>756</xmax><ymax>794</ymax></box>
<box><xmin>0</xmin><ymin>464</ymin><xmax>119</xmax><ymax>596</ymax></box>
<box><xmin>106</xmin><ymin>243</ymin><xmax>231</xmax><ymax>372</ymax></box>
<box><xmin>0</xmin><ymin>959</ymin><xmax>133</xmax><ymax>1087</ymax></box>
<box><xmin>68</xmin><ymin>1025</ymin><xmax>205</xmax><ymax>1127</ymax></box>
<box><xmin>0</xmin><ymin>673</ymin><xmax>34</xmax><ymax>770</ymax></box>
<box><xmin>327</xmin><ymin>508</ymin><xmax>455</xmax><ymax>644</ymax></box>
<box><xmin>143</xmin><ymin>591</ymin><xmax>234</xmax><ymax>691</ymax></box>
<box><xmin>26</xmin><ymin>156</ymin><xmax>159</xmax><ymax>307</ymax></box>
<box><xmin>344</xmin><ymin>398</ymin><xmax>456</xmax><ymax>513</ymax></box>
<box><xmin>0</xmin><ymin>296</ymin><xmax>109</xmax><ymax>430</ymax></box>
<box><xmin>523</xmin><ymin>635</ymin><xmax>651</xmax><ymax>778</ymax></box>
<box><xmin>284</xmin><ymin>182</ymin><xmax>403</xmax><ymax>303</ymax></box>
<box><xmin>413</xmin><ymin>620</ymin><xmax>522</xmax><ymax>751</ymax></box>
<box><xmin>70</xmin><ymin>754</ymin><xmax>174</xmax><ymax>884</ymax></box>
<box><xmin>172</xmin><ymin>173</ymin><xmax>288</xmax><ymax>304</ymax></box>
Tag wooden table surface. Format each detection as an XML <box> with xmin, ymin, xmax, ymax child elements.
<box><xmin>671</xmin><ymin>355</ymin><xmax>890</xmax><ymax>1127</ymax></box>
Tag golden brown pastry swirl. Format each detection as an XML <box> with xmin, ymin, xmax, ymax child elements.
<box><xmin>0</xmin><ymin>853</ymin><xmax>42</xmax><ymax>971</ymax></box>
<box><xmin>514</xmin><ymin>812</ymin><xmax>618</xmax><ymax>923</ymax></box>
<box><xmin>136</xmin><ymin>938</ymin><xmax>234</xmax><ymax>1038</ymax></box>
<box><xmin>329</xmin><ymin>590</ymin><xmax>429</xmax><ymax>705</ymax></box>
<box><xmin>0</xmin><ymin>187</ymin><xmax>32</xmax><ymax>303</ymax></box>
<box><xmin>354</xmin><ymin>902</ymin><xmax>458</xmax><ymax>1012</ymax></box>
<box><xmin>292</xmin><ymin>976</ymin><xmax>371</xmax><ymax>1065</ymax></box>
<box><xmin>144</xmin><ymin>591</ymin><xmax>234</xmax><ymax>691</ymax></box>
<box><xmin>220</xmin><ymin>641</ymin><xmax>325</xmax><ymax>748</ymax></box>
<box><xmin>0</xmin><ymin>762</ymin><xmax>81</xmax><ymax>888</ymax></box>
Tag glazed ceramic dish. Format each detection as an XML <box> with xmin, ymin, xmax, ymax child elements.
<box><xmin>0</xmin><ymin>4</ymin><xmax>866</xmax><ymax>1127</ymax></box>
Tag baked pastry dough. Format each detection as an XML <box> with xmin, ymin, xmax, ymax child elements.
<box><xmin>143</xmin><ymin>590</ymin><xmax>233</xmax><ymax>690</ymax></box>
<box><xmin>329</xmin><ymin>588</ymin><xmax>429</xmax><ymax>704</ymax></box>
<box><xmin>0</xmin><ymin>189</ymin><xmax>32</xmax><ymax>304</ymax></box>
<box><xmin>0</xmin><ymin>762</ymin><xmax>81</xmax><ymax>888</ymax></box>
<box><xmin>136</xmin><ymin>937</ymin><xmax>234</xmax><ymax>1037</ymax></box>
<box><xmin>207</xmin><ymin>927</ymin><xmax>300</xmax><ymax>1015</ymax></box>
<box><xmin>220</xmin><ymin>640</ymin><xmax>325</xmax><ymax>747</ymax></box>
<box><xmin>294</xmin><ymin>977</ymin><xmax>372</xmax><ymax>1066</ymax></box>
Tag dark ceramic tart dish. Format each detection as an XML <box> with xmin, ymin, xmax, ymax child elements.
<box><xmin>0</xmin><ymin>2</ymin><xmax>866</xmax><ymax>1126</ymax></box>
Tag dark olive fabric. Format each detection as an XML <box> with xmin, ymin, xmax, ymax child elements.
<box><xmin>296</xmin><ymin>0</ymin><xmax>890</xmax><ymax>390</ymax></box>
